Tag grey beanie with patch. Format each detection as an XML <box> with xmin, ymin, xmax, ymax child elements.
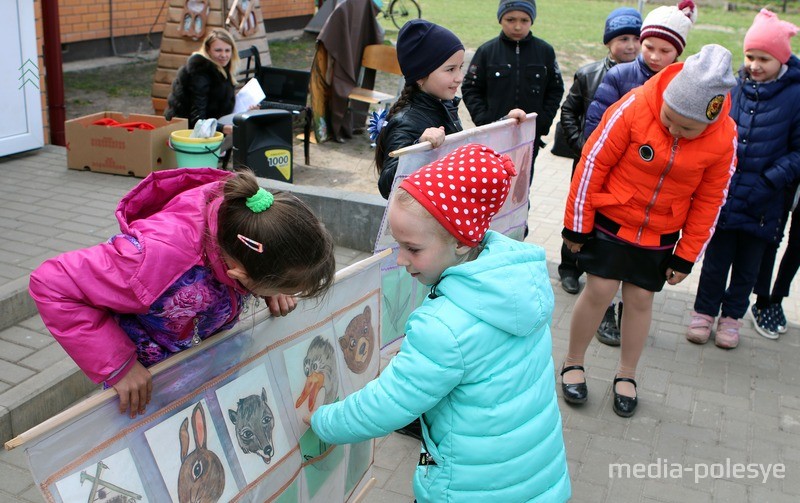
<box><xmin>663</xmin><ymin>44</ymin><xmax>736</xmax><ymax>124</ymax></box>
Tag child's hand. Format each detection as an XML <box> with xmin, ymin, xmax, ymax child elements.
<box><xmin>563</xmin><ymin>238</ymin><xmax>583</xmax><ymax>254</ymax></box>
<box><xmin>505</xmin><ymin>108</ymin><xmax>527</xmax><ymax>123</ymax></box>
<box><xmin>112</xmin><ymin>361</ymin><xmax>153</xmax><ymax>418</ymax></box>
<box><xmin>666</xmin><ymin>268</ymin><xmax>688</xmax><ymax>285</ymax></box>
<box><xmin>420</xmin><ymin>127</ymin><xmax>446</xmax><ymax>148</ymax></box>
<box><xmin>222</xmin><ymin>124</ymin><xmax>233</xmax><ymax>135</ymax></box>
<box><xmin>264</xmin><ymin>294</ymin><xmax>297</xmax><ymax>317</ymax></box>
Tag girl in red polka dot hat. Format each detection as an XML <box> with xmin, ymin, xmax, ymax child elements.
<box><xmin>311</xmin><ymin>143</ymin><xmax>572</xmax><ymax>502</ymax></box>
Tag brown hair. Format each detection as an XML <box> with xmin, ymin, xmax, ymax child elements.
<box><xmin>216</xmin><ymin>170</ymin><xmax>335</xmax><ymax>299</ymax></box>
<box><xmin>375</xmin><ymin>83</ymin><xmax>419</xmax><ymax>176</ymax></box>
<box><xmin>199</xmin><ymin>28</ymin><xmax>240</xmax><ymax>85</ymax></box>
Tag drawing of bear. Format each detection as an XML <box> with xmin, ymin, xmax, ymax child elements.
<box><xmin>295</xmin><ymin>336</ymin><xmax>339</xmax><ymax>413</ymax></box>
<box><xmin>339</xmin><ymin>306</ymin><xmax>375</xmax><ymax>374</ymax></box>
<box><xmin>228</xmin><ymin>387</ymin><xmax>275</xmax><ymax>464</ymax></box>
<box><xmin>178</xmin><ymin>403</ymin><xmax>224</xmax><ymax>503</ymax></box>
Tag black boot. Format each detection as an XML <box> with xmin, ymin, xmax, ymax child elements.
<box><xmin>595</xmin><ymin>303</ymin><xmax>621</xmax><ymax>346</ymax></box>
<box><xmin>612</xmin><ymin>376</ymin><xmax>638</xmax><ymax>417</ymax></box>
<box><xmin>560</xmin><ymin>365</ymin><xmax>588</xmax><ymax>404</ymax></box>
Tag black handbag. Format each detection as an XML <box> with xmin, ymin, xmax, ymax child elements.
<box><xmin>551</xmin><ymin>121</ymin><xmax>579</xmax><ymax>159</ymax></box>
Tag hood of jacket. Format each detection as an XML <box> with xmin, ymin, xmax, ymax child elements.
<box><xmin>115</xmin><ymin>168</ymin><xmax>244</xmax><ymax>303</ymax></box>
<box><xmin>431</xmin><ymin>231</ymin><xmax>553</xmax><ymax>338</ymax></box>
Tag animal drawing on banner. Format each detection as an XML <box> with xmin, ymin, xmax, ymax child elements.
<box><xmin>511</xmin><ymin>148</ymin><xmax>532</xmax><ymax>205</ymax></box>
<box><xmin>339</xmin><ymin>306</ymin><xmax>375</xmax><ymax>374</ymax></box>
<box><xmin>295</xmin><ymin>336</ymin><xmax>339</xmax><ymax>414</ymax></box>
<box><xmin>229</xmin><ymin>387</ymin><xmax>275</xmax><ymax>464</ymax></box>
<box><xmin>178</xmin><ymin>403</ymin><xmax>224</xmax><ymax>503</ymax></box>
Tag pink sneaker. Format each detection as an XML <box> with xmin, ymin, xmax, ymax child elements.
<box><xmin>715</xmin><ymin>316</ymin><xmax>742</xmax><ymax>349</ymax></box>
<box><xmin>686</xmin><ymin>311</ymin><xmax>714</xmax><ymax>344</ymax></box>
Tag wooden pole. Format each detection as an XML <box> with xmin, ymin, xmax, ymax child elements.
<box><xmin>389</xmin><ymin>113</ymin><xmax>537</xmax><ymax>158</ymax></box>
<box><xmin>351</xmin><ymin>477</ymin><xmax>377</xmax><ymax>503</ymax></box>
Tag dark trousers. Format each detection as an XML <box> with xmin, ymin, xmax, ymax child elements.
<box><xmin>694</xmin><ymin>228</ymin><xmax>770</xmax><ymax>319</ymax></box>
<box><xmin>558</xmin><ymin>157</ymin><xmax>582</xmax><ymax>279</ymax></box>
<box><xmin>754</xmin><ymin>206</ymin><xmax>800</xmax><ymax>299</ymax></box>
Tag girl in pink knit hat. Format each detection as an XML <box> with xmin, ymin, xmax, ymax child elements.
<box><xmin>688</xmin><ymin>9</ymin><xmax>800</xmax><ymax>348</ymax></box>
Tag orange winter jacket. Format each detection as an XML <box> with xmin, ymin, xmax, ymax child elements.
<box><xmin>563</xmin><ymin>62</ymin><xmax>738</xmax><ymax>274</ymax></box>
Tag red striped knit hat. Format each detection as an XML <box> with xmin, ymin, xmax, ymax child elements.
<box><xmin>399</xmin><ymin>144</ymin><xmax>517</xmax><ymax>247</ymax></box>
<box><xmin>640</xmin><ymin>1</ymin><xmax>697</xmax><ymax>56</ymax></box>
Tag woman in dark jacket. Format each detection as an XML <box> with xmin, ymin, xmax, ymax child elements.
<box><xmin>165</xmin><ymin>28</ymin><xmax>239</xmax><ymax>134</ymax></box>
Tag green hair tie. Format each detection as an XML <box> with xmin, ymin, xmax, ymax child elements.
<box><xmin>245</xmin><ymin>188</ymin><xmax>274</xmax><ymax>213</ymax></box>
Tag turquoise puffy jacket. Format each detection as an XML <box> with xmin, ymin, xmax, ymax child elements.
<box><xmin>312</xmin><ymin>231</ymin><xmax>571</xmax><ymax>502</ymax></box>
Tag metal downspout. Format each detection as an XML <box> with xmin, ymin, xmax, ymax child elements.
<box><xmin>41</xmin><ymin>0</ymin><xmax>65</xmax><ymax>146</ymax></box>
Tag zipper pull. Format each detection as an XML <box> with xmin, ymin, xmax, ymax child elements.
<box><xmin>191</xmin><ymin>318</ymin><xmax>201</xmax><ymax>345</ymax></box>
<box><xmin>516</xmin><ymin>42</ymin><xmax>520</xmax><ymax>55</ymax></box>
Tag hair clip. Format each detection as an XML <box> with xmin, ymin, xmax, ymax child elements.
<box><xmin>237</xmin><ymin>234</ymin><xmax>264</xmax><ymax>253</ymax></box>
<box><xmin>368</xmin><ymin>109</ymin><xmax>389</xmax><ymax>141</ymax></box>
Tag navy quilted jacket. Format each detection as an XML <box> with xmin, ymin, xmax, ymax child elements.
<box><xmin>717</xmin><ymin>56</ymin><xmax>800</xmax><ymax>243</ymax></box>
<box><xmin>583</xmin><ymin>54</ymin><xmax>656</xmax><ymax>139</ymax></box>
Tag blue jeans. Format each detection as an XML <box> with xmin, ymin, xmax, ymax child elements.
<box><xmin>693</xmin><ymin>228</ymin><xmax>769</xmax><ymax>319</ymax></box>
<box><xmin>755</xmin><ymin>206</ymin><xmax>800</xmax><ymax>299</ymax></box>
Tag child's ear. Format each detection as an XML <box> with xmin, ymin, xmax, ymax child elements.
<box><xmin>455</xmin><ymin>242</ymin><xmax>473</xmax><ymax>256</ymax></box>
<box><xmin>226</xmin><ymin>263</ymin><xmax>249</xmax><ymax>282</ymax></box>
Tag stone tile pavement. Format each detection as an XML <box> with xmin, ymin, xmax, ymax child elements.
<box><xmin>2</xmin><ymin>138</ymin><xmax>800</xmax><ymax>502</ymax></box>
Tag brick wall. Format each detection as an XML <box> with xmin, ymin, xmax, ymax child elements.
<box><xmin>58</xmin><ymin>0</ymin><xmax>315</xmax><ymax>44</ymax></box>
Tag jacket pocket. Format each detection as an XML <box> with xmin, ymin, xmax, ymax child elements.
<box><xmin>488</xmin><ymin>64</ymin><xmax>512</xmax><ymax>80</ymax></box>
<box><xmin>670</xmin><ymin>197</ymin><xmax>691</xmax><ymax>222</ymax></box>
<box><xmin>590</xmin><ymin>185</ymin><xmax>634</xmax><ymax>209</ymax></box>
<box><xmin>525</xmin><ymin>64</ymin><xmax>548</xmax><ymax>95</ymax></box>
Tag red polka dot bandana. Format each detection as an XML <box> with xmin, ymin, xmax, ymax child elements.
<box><xmin>399</xmin><ymin>143</ymin><xmax>517</xmax><ymax>247</ymax></box>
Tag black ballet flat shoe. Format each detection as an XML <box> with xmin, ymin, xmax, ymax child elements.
<box><xmin>560</xmin><ymin>365</ymin><xmax>588</xmax><ymax>405</ymax></box>
<box><xmin>612</xmin><ymin>377</ymin><xmax>638</xmax><ymax>418</ymax></box>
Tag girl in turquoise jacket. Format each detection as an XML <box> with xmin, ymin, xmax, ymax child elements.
<box><xmin>311</xmin><ymin>144</ymin><xmax>571</xmax><ymax>502</ymax></box>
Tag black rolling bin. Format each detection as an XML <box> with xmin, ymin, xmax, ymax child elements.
<box><xmin>232</xmin><ymin>109</ymin><xmax>294</xmax><ymax>183</ymax></box>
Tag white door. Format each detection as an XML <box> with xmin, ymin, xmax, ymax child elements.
<box><xmin>0</xmin><ymin>0</ymin><xmax>44</xmax><ymax>156</ymax></box>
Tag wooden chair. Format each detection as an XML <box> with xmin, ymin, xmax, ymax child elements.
<box><xmin>348</xmin><ymin>45</ymin><xmax>404</xmax><ymax>112</ymax></box>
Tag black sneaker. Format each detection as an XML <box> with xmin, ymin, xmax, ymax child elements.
<box><xmin>596</xmin><ymin>303</ymin><xmax>621</xmax><ymax>346</ymax></box>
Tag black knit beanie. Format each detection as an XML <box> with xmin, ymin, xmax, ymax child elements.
<box><xmin>396</xmin><ymin>19</ymin><xmax>464</xmax><ymax>84</ymax></box>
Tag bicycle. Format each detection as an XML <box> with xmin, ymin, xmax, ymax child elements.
<box><xmin>374</xmin><ymin>0</ymin><xmax>421</xmax><ymax>30</ymax></box>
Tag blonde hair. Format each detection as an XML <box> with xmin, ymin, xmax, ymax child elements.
<box><xmin>198</xmin><ymin>28</ymin><xmax>240</xmax><ymax>85</ymax></box>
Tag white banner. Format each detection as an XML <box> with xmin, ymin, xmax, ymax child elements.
<box><xmin>14</xmin><ymin>251</ymin><xmax>389</xmax><ymax>503</ymax></box>
<box><xmin>377</xmin><ymin>115</ymin><xmax>538</xmax><ymax>352</ymax></box>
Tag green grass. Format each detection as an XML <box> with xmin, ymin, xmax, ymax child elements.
<box><xmin>64</xmin><ymin>0</ymin><xmax>800</xmax><ymax>108</ymax></box>
<box><xmin>377</xmin><ymin>0</ymin><xmax>800</xmax><ymax>76</ymax></box>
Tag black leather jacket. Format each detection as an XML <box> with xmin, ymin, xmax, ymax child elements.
<box><xmin>559</xmin><ymin>56</ymin><xmax>616</xmax><ymax>158</ymax></box>
<box><xmin>377</xmin><ymin>92</ymin><xmax>462</xmax><ymax>199</ymax></box>
<box><xmin>165</xmin><ymin>54</ymin><xmax>235</xmax><ymax>129</ymax></box>
<box><xmin>462</xmin><ymin>32</ymin><xmax>563</xmax><ymax>138</ymax></box>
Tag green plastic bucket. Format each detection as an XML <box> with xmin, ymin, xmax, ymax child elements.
<box><xmin>169</xmin><ymin>130</ymin><xmax>224</xmax><ymax>168</ymax></box>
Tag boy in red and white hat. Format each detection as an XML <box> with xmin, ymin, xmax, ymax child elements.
<box><xmin>312</xmin><ymin>143</ymin><xmax>571</xmax><ymax>502</ymax></box>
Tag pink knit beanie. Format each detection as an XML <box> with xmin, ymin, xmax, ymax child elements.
<box><xmin>399</xmin><ymin>144</ymin><xmax>517</xmax><ymax>247</ymax></box>
<box><xmin>744</xmin><ymin>9</ymin><xmax>798</xmax><ymax>64</ymax></box>
<box><xmin>640</xmin><ymin>0</ymin><xmax>698</xmax><ymax>56</ymax></box>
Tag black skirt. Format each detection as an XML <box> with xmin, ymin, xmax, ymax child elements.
<box><xmin>576</xmin><ymin>230</ymin><xmax>675</xmax><ymax>292</ymax></box>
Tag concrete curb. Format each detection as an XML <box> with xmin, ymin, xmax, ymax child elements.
<box><xmin>0</xmin><ymin>277</ymin><xmax>37</xmax><ymax>333</ymax></box>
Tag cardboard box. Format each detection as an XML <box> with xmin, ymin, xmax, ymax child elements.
<box><xmin>66</xmin><ymin>112</ymin><xmax>188</xmax><ymax>177</ymax></box>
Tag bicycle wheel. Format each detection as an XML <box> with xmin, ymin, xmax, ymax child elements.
<box><xmin>388</xmin><ymin>0</ymin><xmax>421</xmax><ymax>30</ymax></box>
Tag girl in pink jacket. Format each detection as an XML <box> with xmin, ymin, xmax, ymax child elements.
<box><xmin>29</xmin><ymin>169</ymin><xmax>335</xmax><ymax>417</ymax></box>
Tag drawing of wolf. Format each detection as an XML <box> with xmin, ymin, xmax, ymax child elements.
<box><xmin>228</xmin><ymin>387</ymin><xmax>275</xmax><ymax>464</ymax></box>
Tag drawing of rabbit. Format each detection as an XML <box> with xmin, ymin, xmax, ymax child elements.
<box><xmin>178</xmin><ymin>402</ymin><xmax>225</xmax><ymax>503</ymax></box>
